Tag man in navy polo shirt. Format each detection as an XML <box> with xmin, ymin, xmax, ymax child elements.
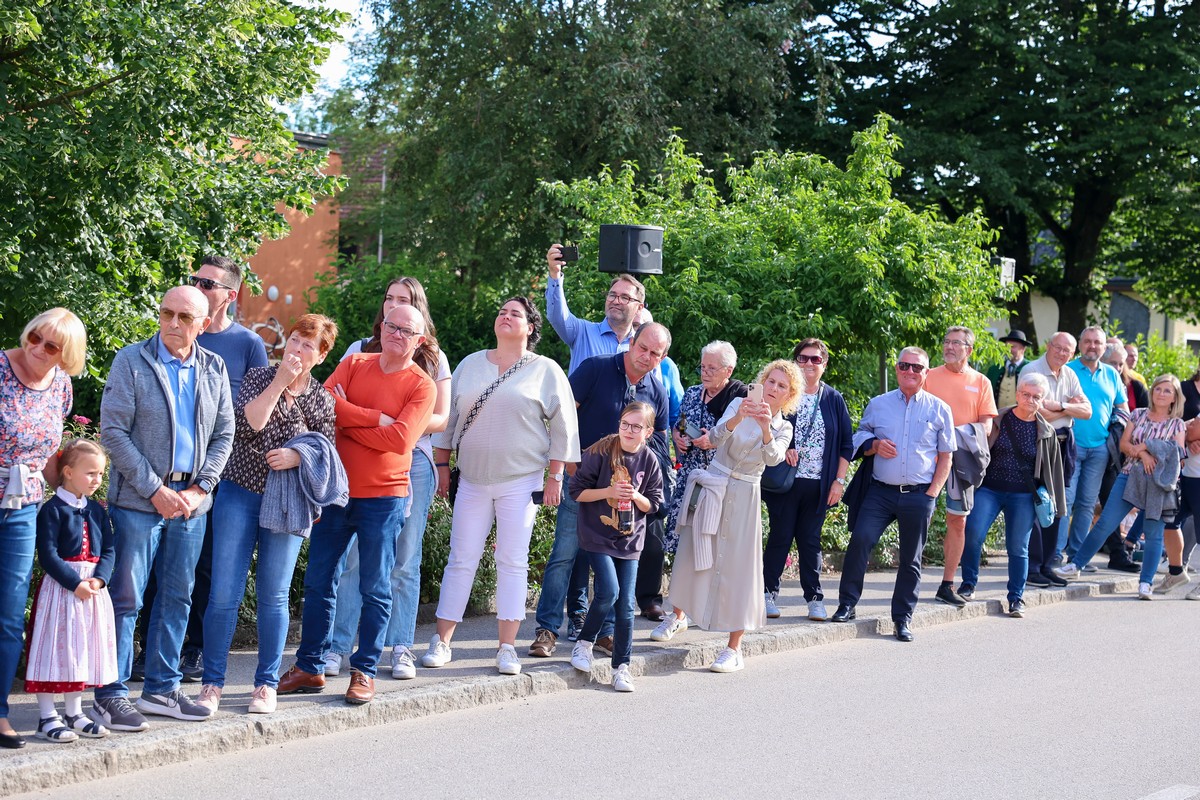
<box><xmin>529</xmin><ymin>323</ymin><xmax>671</xmax><ymax>657</ymax></box>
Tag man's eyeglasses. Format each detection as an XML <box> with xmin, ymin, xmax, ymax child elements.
<box><xmin>159</xmin><ymin>308</ymin><xmax>198</xmax><ymax>327</ymax></box>
<box><xmin>795</xmin><ymin>354</ymin><xmax>825</xmax><ymax>365</ymax></box>
<box><xmin>26</xmin><ymin>329</ymin><xmax>63</xmax><ymax>356</ymax></box>
<box><xmin>943</xmin><ymin>338</ymin><xmax>970</xmax><ymax>348</ymax></box>
<box><xmin>896</xmin><ymin>361</ymin><xmax>926</xmax><ymax>373</ymax></box>
<box><xmin>1048</xmin><ymin>343</ymin><xmax>1075</xmax><ymax>354</ymax></box>
<box><xmin>606</xmin><ymin>291</ymin><xmax>640</xmax><ymax>305</ymax></box>
<box><xmin>382</xmin><ymin>321</ymin><xmax>422</xmax><ymax>339</ymax></box>
<box><xmin>619</xmin><ymin>420</ymin><xmax>646</xmax><ymax>433</ymax></box>
<box><xmin>188</xmin><ymin>275</ymin><xmax>233</xmax><ymax>292</ymax></box>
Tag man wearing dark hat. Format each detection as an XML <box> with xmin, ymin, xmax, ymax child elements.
<box><xmin>986</xmin><ymin>330</ymin><xmax>1033</xmax><ymax>409</ymax></box>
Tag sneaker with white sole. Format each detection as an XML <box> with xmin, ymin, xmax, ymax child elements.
<box><xmin>1137</xmin><ymin>582</ymin><xmax>1153</xmax><ymax>600</ymax></box>
<box><xmin>322</xmin><ymin>652</ymin><xmax>343</xmax><ymax>677</ymax></box>
<box><xmin>1052</xmin><ymin>563</ymin><xmax>1081</xmax><ymax>580</ymax></box>
<box><xmin>195</xmin><ymin>684</ymin><xmax>221</xmax><ymax>714</ymax></box>
<box><xmin>807</xmin><ymin>599</ymin><xmax>828</xmax><ymax>621</ymax></box>
<box><xmin>1156</xmin><ymin>569</ymin><xmax>1190</xmax><ymax>594</ymax></box>
<box><xmin>90</xmin><ymin>697</ymin><xmax>149</xmax><ymax>732</ymax></box>
<box><xmin>612</xmin><ymin>663</ymin><xmax>634</xmax><ymax>692</ymax></box>
<box><xmin>247</xmin><ymin>685</ymin><xmax>277</xmax><ymax>714</ymax></box>
<box><xmin>496</xmin><ymin>644</ymin><xmax>522</xmax><ymax>675</ymax></box>
<box><xmin>570</xmin><ymin>640</ymin><xmax>594</xmax><ymax>673</ymax></box>
<box><xmin>650</xmin><ymin>613</ymin><xmax>688</xmax><ymax>642</ymax></box>
<box><xmin>420</xmin><ymin>634</ymin><xmax>452</xmax><ymax>668</ymax></box>
<box><xmin>709</xmin><ymin>647</ymin><xmax>744</xmax><ymax>673</ymax></box>
<box><xmin>1187</xmin><ymin>583</ymin><xmax>1200</xmax><ymax>601</ymax></box>
<box><xmin>764</xmin><ymin>591</ymin><xmax>781</xmax><ymax>619</ymax></box>
<box><xmin>391</xmin><ymin>646</ymin><xmax>417</xmax><ymax>680</ymax></box>
<box><xmin>136</xmin><ymin>689</ymin><xmax>212</xmax><ymax>721</ymax></box>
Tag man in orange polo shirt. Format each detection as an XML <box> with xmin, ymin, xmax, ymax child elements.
<box><xmin>278</xmin><ymin>304</ymin><xmax>435</xmax><ymax>704</ymax></box>
<box><xmin>925</xmin><ymin>326</ymin><xmax>997</xmax><ymax>607</ymax></box>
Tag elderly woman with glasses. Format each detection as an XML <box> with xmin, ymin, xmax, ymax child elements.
<box><xmin>664</xmin><ymin>341</ymin><xmax>748</xmax><ymax>555</ymax></box>
<box><xmin>0</xmin><ymin>308</ymin><xmax>87</xmax><ymax>748</ymax></box>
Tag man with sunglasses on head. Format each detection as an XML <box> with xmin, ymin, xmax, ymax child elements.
<box><xmin>94</xmin><ymin>285</ymin><xmax>234</xmax><ymax>731</ymax></box>
<box><xmin>831</xmin><ymin>347</ymin><xmax>955</xmax><ymax>642</ymax></box>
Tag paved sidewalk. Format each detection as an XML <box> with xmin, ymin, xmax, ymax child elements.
<box><xmin>0</xmin><ymin>560</ymin><xmax>1160</xmax><ymax>795</ymax></box>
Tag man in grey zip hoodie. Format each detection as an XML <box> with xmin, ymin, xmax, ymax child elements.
<box><xmin>92</xmin><ymin>285</ymin><xmax>234</xmax><ymax>733</ymax></box>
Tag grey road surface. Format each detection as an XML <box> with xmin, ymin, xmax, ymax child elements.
<box><xmin>10</xmin><ymin>594</ymin><xmax>1200</xmax><ymax>800</ymax></box>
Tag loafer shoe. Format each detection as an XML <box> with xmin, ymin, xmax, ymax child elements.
<box><xmin>0</xmin><ymin>730</ymin><xmax>26</xmax><ymax>749</ymax></box>
<box><xmin>641</xmin><ymin>602</ymin><xmax>666</xmax><ymax>622</ymax></box>
<box><xmin>345</xmin><ymin>670</ymin><xmax>375</xmax><ymax>705</ymax></box>
<box><xmin>277</xmin><ymin>665</ymin><xmax>325</xmax><ymax>695</ymax></box>
<box><xmin>893</xmin><ymin>619</ymin><xmax>914</xmax><ymax>642</ymax></box>
<box><xmin>935</xmin><ymin>584</ymin><xmax>967</xmax><ymax>608</ymax></box>
<box><xmin>830</xmin><ymin>604</ymin><xmax>856</xmax><ymax>623</ymax></box>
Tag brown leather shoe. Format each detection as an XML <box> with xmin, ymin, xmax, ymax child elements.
<box><xmin>594</xmin><ymin>635</ymin><xmax>614</xmax><ymax>656</ymax></box>
<box><xmin>528</xmin><ymin>628</ymin><xmax>557</xmax><ymax>658</ymax></box>
<box><xmin>641</xmin><ymin>602</ymin><xmax>666</xmax><ymax>622</ymax></box>
<box><xmin>276</xmin><ymin>665</ymin><xmax>325</xmax><ymax>695</ymax></box>
<box><xmin>345</xmin><ymin>670</ymin><xmax>375</xmax><ymax>705</ymax></box>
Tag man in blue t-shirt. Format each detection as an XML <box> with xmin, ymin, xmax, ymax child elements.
<box><xmin>530</xmin><ymin>323</ymin><xmax>671</xmax><ymax>658</ymax></box>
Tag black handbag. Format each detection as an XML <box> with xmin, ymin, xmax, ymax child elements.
<box><xmin>762</xmin><ymin>386</ymin><xmax>823</xmax><ymax>494</ymax></box>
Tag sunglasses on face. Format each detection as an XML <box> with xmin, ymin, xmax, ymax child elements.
<box><xmin>188</xmin><ymin>275</ymin><xmax>233</xmax><ymax>292</ymax></box>
<box><xmin>795</xmin><ymin>354</ymin><xmax>825</xmax><ymax>365</ymax></box>
<box><xmin>896</xmin><ymin>361</ymin><xmax>926</xmax><ymax>373</ymax></box>
<box><xmin>26</xmin><ymin>329</ymin><xmax>63</xmax><ymax>356</ymax></box>
<box><xmin>159</xmin><ymin>308</ymin><xmax>198</xmax><ymax>327</ymax></box>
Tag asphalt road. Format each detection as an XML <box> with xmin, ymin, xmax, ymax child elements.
<box><xmin>11</xmin><ymin>592</ymin><xmax>1200</xmax><ymax>800</ymax></box>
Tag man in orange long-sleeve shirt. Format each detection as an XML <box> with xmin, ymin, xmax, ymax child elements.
<box><xmin>279</xmin><ymin>305</ymin><xmax>435</xmax><ymax>704</ymax></box>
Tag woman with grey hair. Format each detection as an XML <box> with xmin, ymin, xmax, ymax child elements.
<box><xmin>664</xmin><ymin>341</ymin><xmax>748</xmax><ymax>554</ymax></box>
<box><xmin>959</xmin><ymin>372</ymin><xmax>1065</xmax><ymax>617</ymax></box>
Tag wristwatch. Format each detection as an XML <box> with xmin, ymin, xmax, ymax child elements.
<box><xmin>835</xmin><ymin>476</ymin><xmax>847</xmax><ymax>487</ymax></box>
<box><xmin>549</xmin><ymin>472</ymin><xmax>564</xmax><ymax>482</ymax></box>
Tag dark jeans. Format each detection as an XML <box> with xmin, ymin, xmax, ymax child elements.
<box><xmin>137</xmin><ymin>487</ymin><xmax>216</xmax><ymax>654</ymax></box>
<box><xmin>839</xmin><ymin>482</ymin><xmax>936</xmax><ymax>622</ymax></box>
<box><xmin>579</xmin><ymin>551</ymin><xmax>638</xmax><ymax>668</ymax></box>
<box><xmin>635</xmin><ymin>515</ymin><xmax>665</xmax><ymax>610</ymax></box>
<box><xmin>1029</xmin><ymin>517</ymin><xmax>1062</xmax><ymax>576</ymax></box>
<box><xmin>763</xmin><ymin>478</ymin><xmax>828</xmax><ymax>601</ymax></box>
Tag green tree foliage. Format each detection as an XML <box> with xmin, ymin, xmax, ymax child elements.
<box><xmin>331</xmin><ymin>0</ymin><xmax>810</xmax><ymax>289</ymax></box>
<box><xmin>0</xmin><ymin>0</ymin><xmax>346</xmax><ymax>369</ymax></box>
<box><xmin>781</xmin><ymin>0</ymin><xmax>1200</xmax><ymax>340</ymax></box>
<box><xmin>544</xmin><ymin>117</ymin><xmax>1010</xmax><ymax>406</ymax></box>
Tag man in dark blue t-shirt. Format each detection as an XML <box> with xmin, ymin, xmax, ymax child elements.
<box><xmin>529</xmin><ymin>323</ymin><xmax>671</xmax><ymax>657</ymax></box>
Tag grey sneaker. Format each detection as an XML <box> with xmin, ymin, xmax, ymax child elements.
<box><xmin>764</xmin><ymin>591</ymin><xmax>781</xmax><ymax>619</ymax></box>
<box><xmin>1156</xmin><ymin>569</ymin><xmax>1190</xmax><ymax>594</ymax></box>
<box><xmin>322</xmin><ymin>651</ymin><xmax>343</xmax><ymax>677</ymax></box>
<box><xmin>566</xmin><ymin>611</ymin><xmax>587</xmax><ymax>642</ymax></box>
<box><xmin>90</xmin><ymin>697</ymin><xmax>149</xmax><ymax>732</ymax></box>
<box><xmin>806</xmin><ymin>599</ymin><xmax>828</xmax><ymax>621</ymax></box>
<box><xmin>136</xmin><ymin>689</ymin><xmax>212</xmax><ymax>721</ymax></box>
<box><xmin>391</xmin><ymin>646</ymin><xmax>416</xmax><ymax>680</ymax></box>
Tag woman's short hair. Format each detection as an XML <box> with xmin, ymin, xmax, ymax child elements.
<box><xmin>501</xmin><ymin>297</ymin><xmax>542</xmax><ymax>351</ymax></box>
<box><xmin>21</xmin><ymin>308</ymin><xmax>87</xmax><ymax>376</ymax></box>
<box><xmin>700</xmin><ymin>340</ymin><xmax>737</xmax><ymax>369</ymax></box>
<box><xmin>288</xmin><ymin>314</ymin><xmax>339</xmax><ymax>356</ymax></box>
<box><xmin>753</xmin><ymin>359</ymin><xmax>804</xmax><ymax>416</ymax></box>
<box><xmin>1150</xmin><ymin>374</ymin><xmax>1185</xmax><ymax>419</ymax></box>
<box><xmin>791</xmin><ymin>338</ymin><xmax>829</xmax><ymax>363</ymax></box>
<box><xmin>59</xmin><ymin>438</ymin><xmax>106</xmax><ymax>470</ymax></box>
<box><xmin>1017</xmin><ymin>372</ymin><xmax>1050</xmax><ymax>396</ymax></box>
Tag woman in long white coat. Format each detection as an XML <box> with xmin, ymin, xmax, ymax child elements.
<box><xmin>655</xmin><ymin>359</ymin><xmax>802</xmax><ymax>673</ymax></box>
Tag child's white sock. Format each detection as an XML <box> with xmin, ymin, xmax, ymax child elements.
<box><xmin>36</xmin><ymin>693</ymin><xmax>58</xmax><ymax>719</ymax></box>
<box><xmin>64</xmin><ymin>692</ymin><xmax>83</xmax><ymax>717</ymax></box>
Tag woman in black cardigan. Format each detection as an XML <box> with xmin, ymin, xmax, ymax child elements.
<box><xmin>762</xmin><ymin>339</ymin><xmax>853</xmax><ymax>622</ymax></box>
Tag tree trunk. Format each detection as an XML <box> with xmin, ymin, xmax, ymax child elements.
<box><xmin>988</xmin><ymin>204</ymin><xmax>1039</xmax><ymax>347</ymax></box>
<box><xmin>1041</xmin><ymin>183</ymin><xmax>1119</xmax><ymax>337</ymax></box>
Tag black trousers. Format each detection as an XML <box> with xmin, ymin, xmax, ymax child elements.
<box><xmin>763</xmin><ymin>478</ymin><xmax>828</xmax><ymax>601</ymax></box>
<box><xmin>635</xmin><ymin>516</ymin><xmax>665</xmax><ymax>610</ymax></box>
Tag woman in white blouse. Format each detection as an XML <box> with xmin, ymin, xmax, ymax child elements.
<box><xmin>422</xmin><ymin>297</ymin><xmax>579</xmax><ymax>675</ymax></box>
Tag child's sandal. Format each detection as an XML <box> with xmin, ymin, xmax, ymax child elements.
<box><xmin>35</xmin><ymin>715</ymin><xmax>79</xmax><ymax>743</ymax></box>
<box><xmin>64</xmin><ymin>713</ymin><xmax>108</xmax><ymax>738</ymax></box>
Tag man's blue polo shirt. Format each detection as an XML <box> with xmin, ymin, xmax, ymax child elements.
<box><xmin>569</xmin><ymin>353</ymin><xmax>669</xmax><ymax>451</ymax></box>
<box><xmin>1067</xmin><ymin>359</ymin><xmax>1123</xmax><ymax>448</ymax></box>
<box><xmin>156</xmin><ymin>337</ymin><xmax>198</xmax><ymax>473</ymax></box>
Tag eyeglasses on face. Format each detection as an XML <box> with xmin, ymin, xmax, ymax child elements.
<box><xmin>896</xmin><ymin>361</ymin><xmax>926</xmax><ymax>373</ymax></box>
<box><xmin>159</xmin><ymin>308</ymin><xmax>198</xmax><ymax>327</ymax></box>
<box><xmin>795</xmin><ymin>354</ymin><xmax>825</xmax><ymax>365</ymax></box>
<box><xmin>1017</xmin><ymin>390</ymin><xmax>1044</xmax><ymax>402</ymax></box>
<box><xmin>606</xmin><ymin>291</ymin><xmax>639</xmax><ymax>305</ymax></box>
<box><xmin>619</xmin><ymin>420</ymin><xmax>646</xmax><ymax>433</ymax></box>
<box><xmin>26</xmin><ymin>329</ymin><xmax>63</xmax><ymax>356</ymax></box>
<box><xmin>943</xmin><ymin>338</ymin><xmax>970</xmax><ymax>348</ymax></box>
<box><xmin>698</xmin><ymin>363</ymin><xmax>729</xmax><ymax>374</ymax></box>
<box><xmin>188</xmin><ymin>275</ymin><xmax>233</xmax><ymax>292</ymax></box>
<box><xmin>382</xmin><ymin>321</ymin><xmax>422</xmax><ymax>339</ymax></box>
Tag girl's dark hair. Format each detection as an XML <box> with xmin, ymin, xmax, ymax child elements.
<box><xmin>59</xmin><ymin>438</ymin><xmax>106</xmax><ymax>470</ymax></box>
<box><xmin>363</xmin><ymin>276</ymin><xmax>441</xmax><ymax>376</ymax></box>
<box><xmin>501</xmin><ymin>296</ymin><xmax>542</xmax><ymax>351</ymax></box>
<box><xmin>584</xmin><ymin>402</ymin><xmax>657</xmax><ymax>473</ymax></box>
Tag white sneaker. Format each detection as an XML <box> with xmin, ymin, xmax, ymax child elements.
<box><xmin>420</xmin><ymin>634</ymin><xmax>452</xmax><ymax>668</ymax></box>
<box><xmin>322</xmin><ymin>652</ymin><xmax>343</xmax><ymax>677</ymax></box>
<box><xmin>807</xmin><ymin>599</ymin><xmax>828</xmax><ymax>621</ymax></box>
<box><xmin>391</xmin><ymin>646</ymin><xmax>417</xmax><ymax>680</ymax></box>
<box><xmin>496</xmin><ymin>644</ymin><xmax>522</xmax><ymax>675</ymax></box>
<box><xmin>709</xmin><ymin>647</ymin><xmax>744</xmax><ymax>673</ymax></box>
<box><xmin>1137</xmin><ymin>582</ymin><xmax>1153</xmax><ymax>600</ymax></box>
<box><xmin>1156</xmin><ymin>568</ymin><xmax>1190</xmax><ymax>594</ymax></box>
<box><xmin>764</xmin><ymin>591</ymin><xmax>781</xmax><ymax>619</ymax></box>
<box><xmin>570</xmin><ymin>640</ymin><xmax>594</xmax><ymax>673</ymax></box>
<box><xmin>195</xmin><ymin>684</ymin><xmax>221</xmax><ymax>714</ymax></box>
<box><xmin>1052</xmin><ymin>563</ymin><xmax>1081</xmax><ymax>579</ymax></box>
<box><xmin>650</xmin><ymin>613</ymin><xmax>688</xmax><ymax>642</ymax></box>
<box><xmin>612</xmin><ymin>664</ymin><xmax>635</xmax><ymax>692</ymax></box>
<box><xmin>247</xmin><ymin>685</ymin><xmax>276</xmax><ymax>714</ymax></box>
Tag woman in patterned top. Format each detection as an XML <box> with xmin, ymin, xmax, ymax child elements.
<box><xmin>197</xmin><ymin>314</ymin><xmax>339</xmax><ymax>715</ymax></box>
<box><xmin>0</xmin><ymin>307</ymin><xmax>86</xmax><ymax>749</ymax></box>
<box><xmin>761</xmin><ymin>339</ymin><xmax>853</xmax><ymax>623</ymax></box>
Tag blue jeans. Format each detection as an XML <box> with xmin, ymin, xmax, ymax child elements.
<box><xmin>202</xmin><ymin>481</ymin><xmax>303</xmax><ymax>689</ymax></box>
<box><xmin>293</xmin><ymin>495</ymin><xmax>409</xmax><ymax>678</ymax></box>
<box><xmin>961</xmin><ymin>486</ymin><xmax>1035</xmax><ymax>602</ymax></box>
<box><xmin>0</xmin><ymin>504</ymin><xmax>36</xmax><ymax>719</ymax></box>
<box><xmin>1063</xmin><ymin>444</ymin><xmax>1108</xmax><ymax>557</ymax></box>
<box><xmin>579</xmin><ymin>552</ymin><xmax>638</xmax><ymax>668</ymax></box>
<box><xmin>1070</xmin><ymin>472</ymin><xmax>1166</xmax><ymax>585</ymax></box>
<box><xmin>330</xmin><ymin>450</ymin><xmax>435</xmax><ymax>653</ymax></box>
<box><xmin>99</xmin><ymin>489</ymin><xmax>207</xmax><ymax>699</ymax></box>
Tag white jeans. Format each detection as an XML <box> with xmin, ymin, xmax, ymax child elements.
<box><xmin>435</xmin><ymin>472</ymin><xmax>542</xmax><ymax>623</ymax></box>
